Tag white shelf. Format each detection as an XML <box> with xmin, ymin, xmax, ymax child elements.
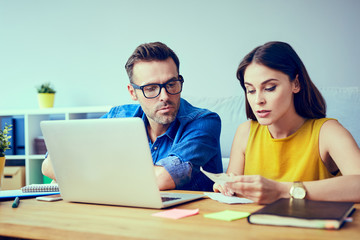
<box><xmin>1</xmin><ymin>106</ymin><xmax>112</xmax><ymax>185</ymax></box>
<box><xmin>0</xmin><ymin>106</ymin><xmax>113</xmax><ymax>116</ymax></box>
<box><xmin>29</xmin><ymin>155</ymin><xmax>47</xmax><ymax>159</ymax></box>
<box><xmin>3</xmin><ymin>155</ymin><xmax>26</xmax><ymax>160</ymax></box>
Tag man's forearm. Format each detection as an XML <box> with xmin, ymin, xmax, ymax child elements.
<box><xmin>154</xmin><ymin>166</ymin><xmax>175</xmax><ymax>190</ymax></box>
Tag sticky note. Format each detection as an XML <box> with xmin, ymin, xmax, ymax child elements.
<box><xmin>152</xmin><ymin>208</ymin><xmax>199</xmax><ymax>219</ymax></box>
<box><xmin>204</xmin><ymin>210</ymin><xmax>250</xmax><ymax>221</ymax></box>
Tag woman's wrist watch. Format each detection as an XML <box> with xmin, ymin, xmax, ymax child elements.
<box><xmin>289</xmin><ymin>181</ymin><xmax>307</xmax><ymax>199</ymax></box>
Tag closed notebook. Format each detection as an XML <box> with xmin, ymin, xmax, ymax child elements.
<box><xmin>248</xmin><ymin>198</ymin><xmax>355</xmax><ymax>230</ymax></box>
<box><xmin>21</xmin><ymin>183</ymin><xmax>59</xmax><ymax>193</ymax></box>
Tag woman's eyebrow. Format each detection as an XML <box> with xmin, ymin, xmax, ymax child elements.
<box><xmin>244</xmin><ymin>79</ymin><xmax>279</xmax><ymax>86</ymax></box>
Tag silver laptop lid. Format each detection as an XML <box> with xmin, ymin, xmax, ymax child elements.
<box><xmin>41</xmin><ymin>118</ymin><xmax>165</xmax><ymax>208</ymax></box>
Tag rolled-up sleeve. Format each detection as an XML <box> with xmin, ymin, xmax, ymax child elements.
<box><xmin>150</xmin><ymin>99</ymin><xmax>223</xmax><ymax>191</ymax></box>
<box><xmin>170</xmin><ymin>113</ymin><xmax>222</xmax><ymax>169</ymax></box>
<box><xmin>156</xmin><ymin>156</ymin><xmax>192</xmax><ymax>188</ymax></box>
<box><xmin>158</xmin><ymin>111</ymin><xmax>222</xmax><ymax>190</ymax></box>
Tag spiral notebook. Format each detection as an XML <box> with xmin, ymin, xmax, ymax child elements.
<box><xmin>21</xmin><ymin>183</ymin><xmax>59</xmax><ymax>193</ymax></box>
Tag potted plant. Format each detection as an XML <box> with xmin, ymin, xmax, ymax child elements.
<box><xmin>0</xmin><ymin>124</ymin><xmax>12</xmax><ymax>189</ymax></box>
<box><xmin>36</xmin><ymin>83</ymin><xmax>56</xmax><ymax>108</ymax></box>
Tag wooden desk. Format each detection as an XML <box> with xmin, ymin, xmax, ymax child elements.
<box><xmin>0</xmin><ymin>192</ymin><xmax>359</xmax><ymax>240</ymax></box>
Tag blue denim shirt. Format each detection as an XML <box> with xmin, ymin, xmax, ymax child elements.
<box><xmin>101</xmin><ymin>98</ymin><xmax>222</xmax><ymax>191</ymax></box>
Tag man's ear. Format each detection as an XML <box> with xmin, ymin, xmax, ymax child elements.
<box><xmin>127</xmin><ymin>84</ymin><xmax>138</xmax><ymax>101</ymax></box>
<box><xmin>292</xmin><ymin>75</ymin><xmax>301</xmax><ymax>94</ymax></box>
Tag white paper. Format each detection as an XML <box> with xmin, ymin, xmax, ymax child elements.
<box><xmin>204</xmin><ymin>192</ymin><xmax>254</xmax><ymax>204</ymax></box>
<box><xmin>200</xmin><ymin>167</ymin><xmax>235</xmax><ymax>185</ymax></box>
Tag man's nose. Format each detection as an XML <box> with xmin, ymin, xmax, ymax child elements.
<box><xmin>158</xmin><ymin>86</ymin><xmax>170</xmax><ymax>101</ymax></box>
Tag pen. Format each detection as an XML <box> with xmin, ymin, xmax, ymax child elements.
<box><xmin>12</xmin><ymin>197</ymin><xmax>20</xmax><ymax>208</ymax></box>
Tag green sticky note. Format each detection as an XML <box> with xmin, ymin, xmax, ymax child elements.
<box><xmin>204</xmin><ymin>210</ymin><xmax>250</xmax><ymax>221</ymax></box>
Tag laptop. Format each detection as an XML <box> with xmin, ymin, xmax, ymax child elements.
<box><xmin>40</xmin><ymin>118</ymin><xmax>204</xmax><ymax>209</ymax></box>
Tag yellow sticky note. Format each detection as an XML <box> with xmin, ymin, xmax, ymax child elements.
<box><xmin>204</xmin><ymin>210</ymin><xmax>250</xmax><ymax>221</ymax></box>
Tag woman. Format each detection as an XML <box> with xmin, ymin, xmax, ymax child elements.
<box><xmin>214</xmin><ymin>41</ymin><xmax>360</xmax><ymax>204</ymax></box>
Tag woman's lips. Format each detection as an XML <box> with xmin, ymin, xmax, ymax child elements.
<box><xmin>256</xmin><ymin>110</ymin><xmax>271</xmax><ymax>118</ymax></box>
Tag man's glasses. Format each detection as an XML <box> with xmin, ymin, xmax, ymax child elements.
<box><xmin>131</xmin><ymin>75</ymin><xmax>184</xmax><ymax>99</ymax></box>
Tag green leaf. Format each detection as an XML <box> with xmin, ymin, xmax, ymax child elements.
<box><xmin>0</xmin><ymin>124</ymin><xmax>13</xmax><ymax>156</ymax></box>
<box><xmin>36</xmin><ymin>83</ymin><xmax>56</xmax><ymax>93</ymax></box>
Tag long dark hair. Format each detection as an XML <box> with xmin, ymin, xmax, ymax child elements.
<box><xmin>236</xmin><ymin>41</ymin><xmax>326</xmax><ymax>120</ymax></box>
<box><xmin>125</xmin><ymin>42</ymin><xmax>180</xmax><ymax>83</ymax></box>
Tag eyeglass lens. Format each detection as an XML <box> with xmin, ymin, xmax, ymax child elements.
<box><xmin>143</xmin><ymin>80</ymin><xmax>183</xmax><ymax>98</ymax></box>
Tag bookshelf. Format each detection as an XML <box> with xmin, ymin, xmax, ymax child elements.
<box><xmin>0</xmin><ymin>106</ymin><xmax>112</xmax><ymax>185</ymax></box>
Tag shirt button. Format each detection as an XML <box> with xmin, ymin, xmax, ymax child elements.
<box><xmin>154</xmin><ymin>147</ymin><xmax>158</xmax><ymax>150</ymax></box>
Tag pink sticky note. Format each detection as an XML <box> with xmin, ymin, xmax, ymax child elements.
<box><xmin>152</xmin><ymin>208</ymin><xmax>199</xmax><ymax>219</ymax></box>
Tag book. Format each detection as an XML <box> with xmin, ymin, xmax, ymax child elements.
<box><xmin>21</xmin><ymin>183</ymin><xmax>59</xmax><ymax>193</ymax></box>
<box><xmin>0</xmin><ymin>190</ymin><xmax>60</xmax><ymax>200</ymax></box>
<box><xmin>248</xmin><ymin>198</ymin><xmax>355</xmax><ymax>230</ymax></box>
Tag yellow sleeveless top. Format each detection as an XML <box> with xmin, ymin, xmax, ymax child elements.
<box><xmin>244</xmin><ymin>118</ymin><xmax>337</xmax><ymax>181</ymax></box>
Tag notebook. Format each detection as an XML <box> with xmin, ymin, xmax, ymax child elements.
<box><xmin>21</xmin><ymin>183</ymin><xmax>59</xmax><ymax>193</ymax></box>
<box><xmin>0</xmin><ymin>190</ymin><xmax>60</xmax><ymax>200</ymax></box>
<box><xmin>248</xmin><ymin>198</ymin><xmax>355</xmax><ymax>229</ymax></box>
<box><xmin>40</xmin><ymin>118</ymin><xmax>204</xmax><ymax>209</ymax></box>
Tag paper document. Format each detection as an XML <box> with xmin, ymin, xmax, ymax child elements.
<box><xmin>204</xmin><ymin>192</ymin><xmax>254</xmax><ymax>204</ymax></box>
<box><xmin>200</xmin><ymin>167</ymin><xmax>235</xmax><ymax>184</ymax></box>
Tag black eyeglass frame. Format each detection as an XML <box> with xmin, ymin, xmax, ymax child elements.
<box><xmin>131</xmin><ymin>75</ymin><xmax>184</xmax><ymax>99</ymax></box>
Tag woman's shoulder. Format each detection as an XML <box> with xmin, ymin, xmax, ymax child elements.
<box><xmin>236</xmin><ymin>120</ymin><xmax>252</xmax><ymax>135</ymax></box>
<box><xmin>319</xmin><ymin>118</ymin><xmax>356</xmax><ymax>148</ymax></box>
<box><xmin>318</xmin><ymin>118</ymin><xmax>342</xmax><ymax>132</ymax></box>
<box><xmin>304</xmin><ymin>118</ymin><xmax>339</xmax><ymax>133</ymax></box>
<box><xmin>318</xmin><ymin>118</ymin><xmax>360</xmax><ymax>175</ymax></box>
<box><xmin>313</xmin><ymin>117</ymin><xmax>337</xmax><ymax>125</ymax></box>
<box><xmin>233</xmin><ymin>120</ymin><xmax>252</xmax><ymax>149</ymax></box>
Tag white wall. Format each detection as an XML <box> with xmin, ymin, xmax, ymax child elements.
<box><xmin>1</xmin><ymin>0</ymin><xmax>359</xmax><ymax>110</ymax></box>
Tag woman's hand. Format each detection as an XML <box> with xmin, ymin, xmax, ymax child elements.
<box><xmin>224</xmin><ymin>175</ymin><xmax>289</xmax><ymax>204</ymax></box>
<box><xmin>213</xmin><ymin>183</ymin><xmax>234</xmax><ymax>196</ymax></box>
<box><xmin>213</xmin><ymin>172</ymin><xmax>238</xmax><ymax>196</ymax></box>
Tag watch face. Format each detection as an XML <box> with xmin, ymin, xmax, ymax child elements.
<box><xmin>293</xmin><ymin>187</ymin><xmax>306</xmax><ymax>199</ymax></box>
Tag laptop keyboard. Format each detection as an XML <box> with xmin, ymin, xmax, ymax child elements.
<box><xmin>161</xmin><ymin>197</ymin><xmax>181</xmax><ymax>202</ymax></box>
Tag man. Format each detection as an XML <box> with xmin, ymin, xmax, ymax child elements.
<box><xmin>42</xmin><ymin>42</ymin><xmax>222</xmax><ymax>191</ymax></box>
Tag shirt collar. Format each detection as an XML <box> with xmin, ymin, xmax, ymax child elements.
<box><xmin>140</xmin><ymin>108</ymin><xmax>179</xmax><ymax>142</ymax></box>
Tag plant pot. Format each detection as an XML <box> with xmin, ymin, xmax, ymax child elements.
<box><xmin>0</xmin><ymin>156</ymin><xmax>5</xmax><ymax>190</ymax></box>
<box><xmin>38</xmin><ymin>93</ymin><xmax>55</xmax><ymax>108</ymax></box>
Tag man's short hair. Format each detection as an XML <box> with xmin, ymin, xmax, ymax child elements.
<box><xmin>125</xmin><ymin>42</ymin><xmax>180</xmax><ymax>83</ymax></box>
